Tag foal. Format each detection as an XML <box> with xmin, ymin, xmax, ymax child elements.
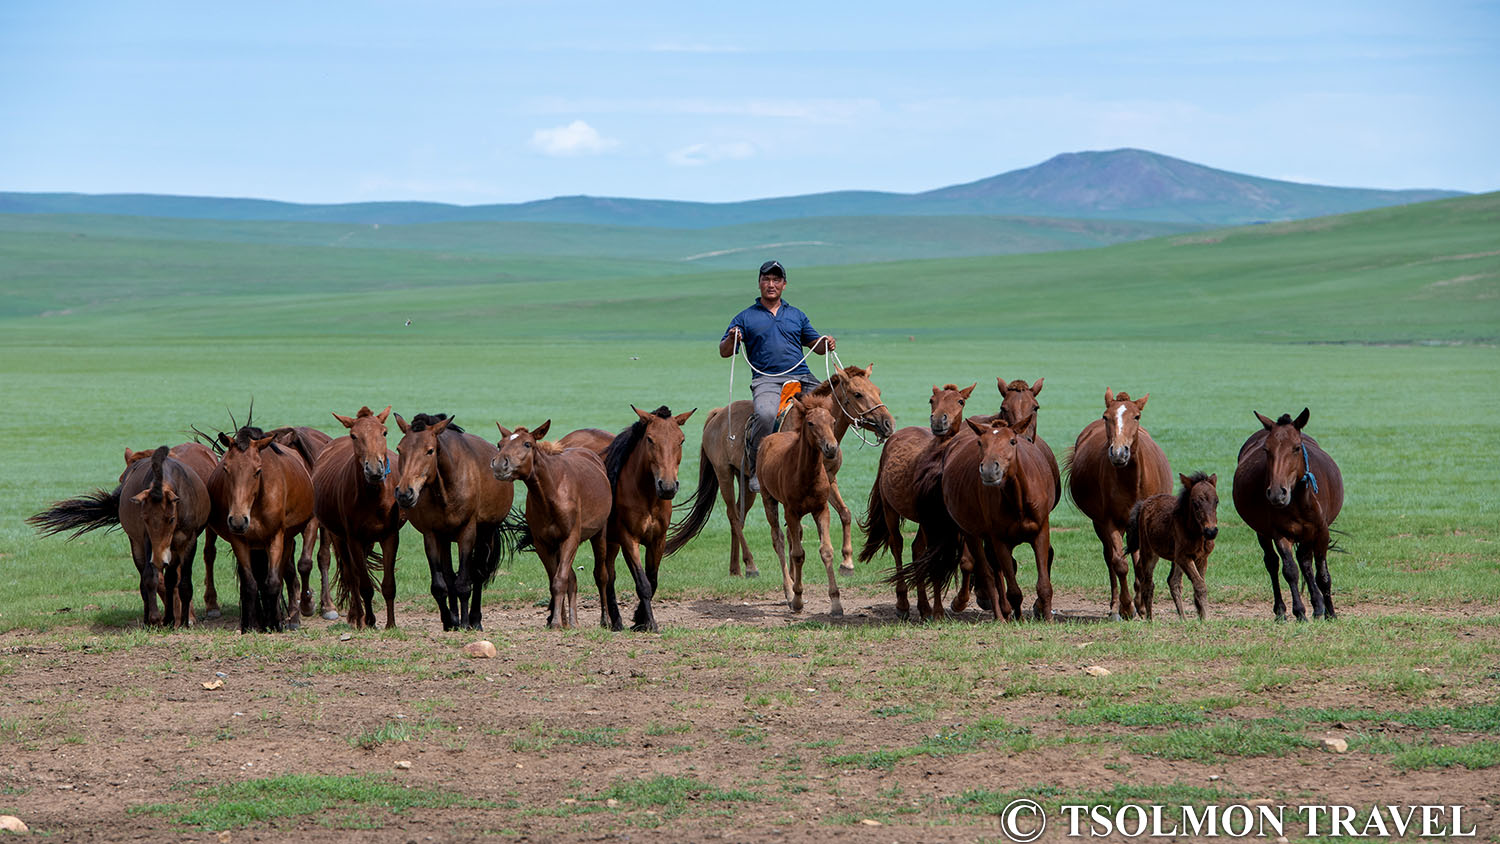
<box><xmin>1127</xmin><ymin>472</ymin><xmax>1219</xmax><ymax>620</ymax></box>
<box><xmin>757</xmin><ymin>398</ymin><xmax>843</xmax><ymax>616</ymax></box>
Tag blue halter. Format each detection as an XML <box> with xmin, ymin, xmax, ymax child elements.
<box><xmin>1299</xmin><ymin>443</ymin><xmax>1319</xmax><ymax>494</ymax></box>
<box><xmin>377</xmin><ymin>454</ymin><xmax>391</xmax><ymax>480</ymax></box>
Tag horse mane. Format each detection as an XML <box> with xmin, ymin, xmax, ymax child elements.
<box><xmin>1114</xmin><ymin>391</ymin><xmax>1133</xmax><ymax>402</ymax></box>
<box><xmin>148</xmin><ymin>445</ymin><xmax>169</xmax><ymax>501</ymax></box>
<box><xmin>1003</xmin><ymin>379</ymin><xmax>1033</xmax><ymax>393</ymax></box>
<box><xmin>940</xmin><ymin>383</ymin><xmax>961</xmax><ymax>392</ymax></box>
<box><xmin>602</xmin><ymin>406</ymin><xmax>672</xmax><ymax>490</ymax></box>
<box><xmin>534</xmin><ymin>439</ymin><xmax>565</xmax><ymax>455</ymax></box>
<box><xmin>356</xmin><ymin>406</ymin><xmax>376</xmax><ymax>418</ymax></box>
<box><xmin>410</xmin><ymin>412</ymin><xmax>464</xmax><ymax>434</ymax></box>
<box><xmin>1275</xmin><ymin>413</ymin><xmax>1294</xmax><ymax>426</ymax></box>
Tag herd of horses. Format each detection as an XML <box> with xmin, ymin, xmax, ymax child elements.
<box><xmin>29</xmin><ymin>366</ymin><xmax>1345</xmax><ymax>633</ymax></box>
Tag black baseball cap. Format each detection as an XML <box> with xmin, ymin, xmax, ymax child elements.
<box><xmin>758</xmin><ymin>260</ymin><xmax>786</xmax><ymax>278</ymax></box>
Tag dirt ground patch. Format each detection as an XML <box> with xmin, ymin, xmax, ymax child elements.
<box><xmin>2</xmin><ymin>588</ymin><xmax>1498</xmax><ymax>842</ymax></box>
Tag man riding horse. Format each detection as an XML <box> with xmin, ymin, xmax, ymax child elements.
<box><xmin>719</xmin><ymin>260</ymin><xmax>836</xmax><ymax>493</ymax></box>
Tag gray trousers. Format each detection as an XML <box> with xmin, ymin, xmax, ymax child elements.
<box><xmin>745</xmin><ymin>372</ymin><xmax>824</xmax><ymax>468</ymax></box>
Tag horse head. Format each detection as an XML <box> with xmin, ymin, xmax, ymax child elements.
<box><xmin>795</xmin><ymin>399</ymin><xmax>839</xmax><ymax>461</ymax></box>
<box><xmin>632</xmin><ymin>405</ymin><xmax>695</xmax><ymax>500</ymax></box>
<box><xmin>394</xmin><ymin>412</ymin><xmax>452</xmax><ymax>507</ymax></box>
<box><xmin>128</xmin><ymin>447</ymin><xmax>181</xmax><ymax>576</ymax></box>
<box><xmin>1102</xmin><ymin>387</ymin><xmax>1150</xmax><ymax>468</ymax></box>
<box><xmin>492</xmin><ymin>420</ymin><xmax>551</xmax><ymax>482</ymax></box>
<box><xmin>334</xmin><ymin>405</ymin><xmax>393</xmax><ymax>486</ymax></box>
<box><xmin>929</xmin><ymin>383</ymin><xmax>975</xmax><ymax>437</ymax></box>
<box><xmin>967</xmin><ymin>413</ymin><xmax>1032</xmax><ymax>487</ymax></box>
<box><xmin>1254</xmin><ymin>408</ymin><xmax>1311</xmax><ymax>508</ymax></box>
<box><xmin>830</xmin><ymin>364</ymin><xmax>895</xmax><ymax>441</ymax></box>
<box><xmin>220</xmin><ymin>429</ymin><xmax>277</xmax><ymax>534</ymax></box>
<box><xmin>998</xmin><ymin>377</ymin><xmax>1044</xmax><ymax>440</ymax></box>
<box><xmin>1181</xmin><ymin>471</ymin><xmax>1220</xmax><ymax>540</ymax></box>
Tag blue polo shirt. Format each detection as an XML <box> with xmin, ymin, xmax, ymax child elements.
<box><xmin>724</xmin><ymin>299</ymin><xmax>823</xmax><ymax>379</ymax></box>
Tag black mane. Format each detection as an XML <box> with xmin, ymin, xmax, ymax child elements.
<box><xmin>148</xmin><ymin>445</ymin><xmax>169</xmax><ymax>501</ymax></box>
<box><xmin>602</xmin><ymin>406</ymin><xmax>672</xmax><ymax>491</ymax></box>
<box><xmin>410</xmin><ymin>413</ymin><xmax>464</xmax><ymax>434</ymax></box>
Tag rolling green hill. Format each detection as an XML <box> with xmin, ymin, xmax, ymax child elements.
<box><xmin>0</xmin><ymin>149</ymin><xmax>1463</xmax><ymax>228</ymax></box>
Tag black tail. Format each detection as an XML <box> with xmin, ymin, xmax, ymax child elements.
<box><xmin>664</xmin><ymin>449</ymin><xmax>717</xmax><ymax>556</ymax></box>
<box><xmin>332</xmin><ymin>536</ymin><xmax>386</xmax><ymax>614</ymax></box>
<box><xmin>885</xmin><ymin>459</ymin><xmax>961</xmax><ymax>592</ymax></box>
<box><xmin>857</xmin><ymin>478</ymin><xmax>892</xmax><ymax>564</ymax></box>
<box><xmin>495</xmin><ymin>509</ymin><xmax>533</xmax><ymax>561</ymax></box>
<box><xmin>29</xmin><ymin>487</ymin><xmax>123</xmax><ymax>538</ymax></box>
<box><xmin>1125</xmin><ymin>500</ymin><xmax>1145</xmax><ymax>557</ymax></box>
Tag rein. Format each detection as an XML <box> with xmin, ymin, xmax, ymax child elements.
<box><xmin>1299</xmin><ymin>443</ymin><xmax>1319</xmax><ymax>494</ymax></box>
<box><xmin>726</xmin><ymin>335</ymin><xmax>885</xmax><ymax>449</ymax></box>
<box><xmin>826</xmin><ymin>349</ymin><xmax>885</xmax><ymax>448</ymax></box>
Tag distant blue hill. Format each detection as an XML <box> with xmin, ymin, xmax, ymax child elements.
<box><xmin>0</xmin><ymin>148</ymin><xmax>1463</xmax><ymax>228</ymax></box>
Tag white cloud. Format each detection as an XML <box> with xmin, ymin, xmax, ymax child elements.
<box><xmin>668</xmin><ymin>141</ymin><xmax>757</xmax><ymax>167</ymax></box>
<box><xmin>530</xmin><ymin>120</ymin><xmax>619</xmax><ymax>156</ymax></box>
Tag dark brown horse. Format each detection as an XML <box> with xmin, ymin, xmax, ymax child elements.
<box><xmin>314</xmin><ymin>406</ymin><xmax>403</xmax><ymax>629</ymax></box>
<box><xmin>687</xmin><ymin>364</ymin><xmax>894</xmax><ymax>577</ymax></box>
<box><xmin>595</xmin><ymin>406</ymin><xmax>698</xmax><ymax>632</ymax></box>
<box><xmin>1232</xmin><ymin>409</ymin><xmax>1345</xmax><ymax>621</ymax></box>
<box><xmin>909</xmin><ymin>414</ymin><xmax>1056</xmax><ymax>622</ymax></box>
<box><xmin>859</xmin><ymin>383</ymin><xmax>974</xmax><ymax>620</ymax></box>
<box><xmin>493</xmin><ymin>421</ymin><xmax>611</xmax><ymax>630</ymax></box>
<box><xmin>207</xmin><ymin>427</ymin><xmax>316</xmax><ymax>632</ymax></box>
<box><xmin>126</xmin><ymin>442</ymin><xmax>222</xmax><ymax>617</ymax></box>
<box><xmin>757</xmin><ymin>398</ymin><xmax>844</xmax><ymax>616</ymax></box>
<box><xmin>395</xmin><ymin>413</ymin><xmax>519</xmax><ymax>631</ymax></box>
<box><xmin>30</xmin><ymin>446</ymin><xmax>212</xmax><ymax>627</ymax></box>
<box><xmin>1127</xmin><ymin>472</ymin><xmax>1219</xmax><ymax>620</ymax></box>
<box><xmin>1065</xmin><ymin>388</ymin><xmax>1172</xmax><ymax>620</ymax></box>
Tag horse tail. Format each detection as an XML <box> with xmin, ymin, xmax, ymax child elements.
<box><xmin>28</xmin><ymin>486</ymin><xmax>123</xmax><ymax>538</ymax></box>
<box><xmin>1125</xmin><ymin>500</ymin><xmax>1145</xmax><ymax>557</ymax></box>
<box><xmin>857</xmin><ymin>478</ymin><xmax>891</xmax><ymax>564</ymax></box>
<box><xmin>664</xmin><ymin>448</ymin><xmax>717</xmax><ymax>557</ymax></box>
<box><xmin>1061</xmin><ymin>444</ymin><xmax>1084</xmax><ymax>511</ymax></box>
<box><xmin>888</xmin><ymin>461</ymin><xmax>961</xmax><ymax>592</ymax></box>
<box><xmin>470</xmin><ymin>525</ymin><xmax>503</xmax><ymax>587</ymax></box>
<box><xmin>495</xmin><ymin>508</ymin><xmax>533</xmax><ymax>559</ymax></box>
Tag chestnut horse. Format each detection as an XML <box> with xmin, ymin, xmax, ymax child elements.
<box><xmin>268</xmin><ymin>426</ymin><xmax>338</xmax><ymax>621</ymax></box>
<box><xmin>1232</xmin><ymin>409</ymin><xmax>1345</xmax><ymax>621</ymax></box>
<box><xmin>596</xmin><ymin>406</ymin><xmax>697</xmax><ymax>632</ymax></box>
<box><xmin>207</xmin><ymin>427</ymin><xmax>315</xmax><ymax>632</ymax></box>
<box><xmin>683</xmin><ymin>364</ymin><xmax>894</xmax><ymax>577</ymax></box>
<box><xmin>858</xmin><ymin>384</ymin><xmax>975</xmax><ymax>620</ymax></box>
<box><xmin>313</xmin><ymin>406</ymin><xmax>402</xmax><ymax>629</ymax></box>
<box><xmin>30</xmin><ymin>446</ymin><xmax>211</xmax><ymax>627</ymax></box>
<box><xmin>493</xmin><ymin>421</ymin><xmax>611</xmax><ymax>630</ymax></box>
<box><xmin>1065</xmin><ymin>388</ymin><xmax>1172</xmax><ymax>620</ymax></box>
<box><xmin>908</xmin><ymin>414</ymin><xmax>1055</xmax><ymax>622</ymax></box>
<box><xmin>1127</xmin><ymin>472</ymin><xmax>1219</xmax><ymax>620</ymax></box>
<box><xmin>757</xmin><ymin>398</ymin><xmax>844</xmax><ymax>616</ymax></box>
<box><xmin>395</xmin><ymin>413</ymin><xmax>519</xmax><ymax>631</ymax></box>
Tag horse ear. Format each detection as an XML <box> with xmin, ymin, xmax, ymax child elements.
<box><xmin>376</xmin><ymin>406</ymin><xmax>392</xmax><ymax>424</ymax></box>
<box><xmin>430</xmin><ymin>417</ymin><xmax>452</xmax><ymax>435</ymax></box>
<box><xmin>674</xmin><ymin>408</ymin><xmax>696</xmax><ymax>426</ymax></box>
<box><xmin>633</xmin><ymin>405</ymin><xmax>653</xmax><ymax>423</ymax></box>
<box><xmin>960</xmin><ymin>383</ymin><xmax>976</xmax><ymax>399</ymax></box>
<box><xmin>1208</xmin><ymin>473</ymin><xmax>1218</xmax><ymax>486</ymax></box>
<box><xmin>1294</xmin><ymin>407</ymin><xmax>1310</xmax><ymax>430</ymax></box>
<box><xmin>864</xmin><ymin>362</ymin><xmax>874</xmax><ymax>375</ymax></box>
<box><xmin>1031</xmin><ymin>377</ymin><xmax>1044</xmax><ymax>396</ymax></box>
<box><xmin>1254</xmin><ymin>411</ymin><xmax>1275</xmax><ymax>430</ymax></box>
<box><xmin>996</xmin><ymin>376</ymin><xmax>1007</xmax><ymax>395</ymax></box>
<box><xmin>1180</xmin><ymin>472</ymin><xmax>1192</xmax><ymax>489</ymax></box>
<box><xmin>252</xmin><ymin>434</ymin><xmax>276</xmax><ymax>450</ymax></box>
<box><xmin>932</xmin><ymin>384</ymin><xmax>941</xmax><ymax>396</ymax></box>
<box><xmin>162</xmin><ymin>484</ymin><xmax>179</xmax><ymax>505</ymax></box>
<box><xmin>129</xmin><ymin>489</ymin><xmax>150</xmax><ymax>505</ymax></box>
<box><xmin>124</xmin><ymin>447</ymin><xmax>135</xmax><ymax>466</ymax></box>
<box><xmin>332</xmin><ymin>412</ymin><xmax>356</xmax><ymax>429</ymax></box>
<box><xmin>217</xmin><ymin>432</ymin><xmax>234</xmax><ymax>448</ymax></box>
<box><xmin>1013</xmin><ymin>411</ymin><xmax>1036</xmax><ymax>436</ymax></box>
<box><xmin>965</xmin><ymin>417</ymin><xmax>988</xmax><ymax>436</ymax></box>
<box><xmin>1104</xmin><ymin>387</ymin><xmax>1114</xmax><ymax>404</ymax></box>
<box><xmin>1135</xmin><ymin>393</ymin><xmax>1149</xmax><ymax>410</ymax></box>
<box><xmin>395</xmin><ymin>413</ymin><xmax>410</xmax><ymax>434</ymax></box>
<box><xmin>496</xmin><ymin>422</ymin><xmax>512</xmax><ymax>440</ymax></box>
<box><xmin>533</xmin><ymin>419</ymin><xmax>552</xmax><ymax>440</ymax></box>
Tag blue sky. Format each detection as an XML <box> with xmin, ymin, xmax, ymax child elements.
<box><xmin>2</xmin><ymin>1</ymin><xmax>1496</xmax><ymax>204</ymax></box>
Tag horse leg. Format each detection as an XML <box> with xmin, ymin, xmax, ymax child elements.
<box><xmin>228</xmin><ymin>539</ymin><xmax>256</xmax><ymax>634</ymax></box>
<box><xmin>379</xmin><ymin>532</ymin><xmax>399</xmax><ymax>629</ymax></box>
<box><xmin>722</xmin><ymin>469</ymin><xmax>758</xmax><ymax>578</ymax></box>
<box><xmin>329</xmin><ymin>535</ymin><xmax>359</xmax><ymax>629</ymax></box>
<box><xmin>1094</xmin><ymin>523</ymin><xmax>1131</xmax><ymax>620</ymax></box>
<box><xmin>296</xmin><ymin>519</ymin><xmax>317</xmax><ymax>618</ymax></box>
<box><xmin>201</xmin><ymin>528</ymin><xmax>221</xmax><ymax>619</ymax></box>
<box><xmin>811</xmin><ymin>506</ymin><xmax>842</xmax><ymax>617</ymax></box>
<box><xmin>785</xmin><ymin>512</ymin><xmax>809</xmax><ymax>615</ymax></box>
<box><xmin>350</xmin><ymin>537</ymin><xmax>378</xmax><ymax>629</ymax></box>
<box><xmin>1274</xmin><ymin>537</ymin><xmax>1307</xmax><ymax>621</ymax></box>
<box><xmin>886</xmin><ymin>508</ymin><xmax>912</xmax><ymax>621</ymax></box>
<box><xmin>549</xmin><ymin>538</ymin><xmax>582</xmax><ymax>630</ymax></box>
<box><xmin>971</xmin><ymin>537</ymin><xmax>1004</xmax><ymax>621</ymax></box>
<box><xmin>828</xmin><ymin>479</ymin><xmax>855</xmax><ymax>573</ymax></box>
<box><xmin>762</xmin><ymin>495</ymin><xmax>795</xmax><ymax>611</ymax></box>
<box><xmin>951</xmin><ymin>553</ymin><xmax>973</xmax><ymax>614</ymax></box>
<box><xmin>453</xmin><ymin>523</ymin><xmax>481</xmax><ymax>630</ymax></box>
<box><xmin>132</xmin><ymin>536</ymin><xmax>162</xmax><ymax>627</ymax></box>
<box><xmin>316</xmin><ymin>527</ymin><xmax>337</xmax><ymax>620</ymax></box>
<box><xmin>1184</xmin><ymin>558</ymin><xmax>1209</xmax><ymax>620</ymax></box>
<box><xmin>1296</xmin><ymin>540</ymin><xmax>1327</xmax><ymax>620</ymax></box>
<box><xmin>1314</xmin><ymin>533</ymin><xmax>1335</xmax><ymax>620</ymax></box>
<box><xmin>1166</xmin><ymin>558</ymin><xmax>1186</xmax><ymax>620</ymax></box>
<box><xmin>1257</xmin><ymin>533</ymin><xmax>1287</xmax><ymax>620</ymax></box>
<box><xmin>1030</xmin><ymin>529</ymin><xmax>1054</xmax><ymax>622</ymax></box>
<box><xmin>276</xmin><ymin>531</ymin><xmax>298</xmax><ymax>631</ymax></box>
<box><xmin>1134</xmin><ymin>546</ymin><xmax>1158</xmax><ymax>620</ymax></box>
<box><xmin>911</xmin><ymin>527</ymin><xmax>933</xmax><ymax>621</ymax></box>
<box><xmin>630</xmin><ymin>536</ymin><xmax>665</xmax><ymax>632</ymax></box>
<box><xmin>423</xmin><ymin>533</ymin><xmax>457</xmax><ymax>631</ymax></box>
<box><xmin>174</xmin><ymin>536</ymin><xmax>198</xmax><ymax>628</ymax></box>
<box><xmin>598</xmin><ymin>540</ymin><xmax>623</xmax><ymax>631</ymax></box>
<box><xmin>617</xmin><ymin>539</ymin><xmax>652</xmax><ymax>632</ymax></box>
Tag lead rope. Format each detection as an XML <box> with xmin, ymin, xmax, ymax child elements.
<box><xmin>1300</xmin><ymin>443</ymin><xmax>1319</xmax><ymax>494</ymax></box>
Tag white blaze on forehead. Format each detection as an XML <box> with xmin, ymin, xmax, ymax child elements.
<box><xmin>1115</xmin><ymin>404</ymin><xmax>1128</xmax><ymax>434</ymax></box>
<box><xmin>508</xmin><ymin>434</ymin><xmax>519</xmax><ymax>441</ymax></box>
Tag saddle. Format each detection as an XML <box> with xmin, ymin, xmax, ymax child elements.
<box><xmin>773</xmin><ymin>382</ymin><xmax>803</xmax><ymax>433</ymax></box>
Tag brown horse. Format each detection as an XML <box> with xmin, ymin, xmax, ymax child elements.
<box><xmin>909</xmin><ymin>414</ymin><xmax>1056</xmax><ymax>622</ymax></box>
<box><xmin>559</xmin><ymin>428</ymin><xmax>615</xmax><ymax>452</ymax></box>
<box><xmin>1065</xmin><ymin>388</ymin><xmax>1172</xmax><ymax>620</ymax></box>
<box><xmin>757</xmin><ymin>398</ymin><xmax>844</xmax><ymax>616</ymax></box>
<box><xmin>1127</xmin><ymin>472</ymin><xmax>1219</xmax><ymax>620</ymax></box>
<box><xmin>395</xmin><ymin>413</ymin><xmax>519</xmax><ymax>631</ymax></box>
<box><xmin>30</xmin><ymin>446</ymin><xmax>212</xmax><ymax>627</ymax></box>
<box><xmin>314</xmin><ymin>406</ymin><xmax>403</xmax><ymax>630</ymax></box>
<box><xmin>685</xmin><ymin>364</ymin><xmax>894</xmax><ymax>577</ymax></box>
<box><xmin>1232</xmin><ymin>409</ymin><xmax>1345</xmax><ymax>621</ymax></box>
<box><xmin>859</xmin><ymin>384</ymin><xmax>975</xmax><ymax>620</ymax></box>
<box><xmin>267</xmin><ymin>426</ymin><xmax>338</xmax><ymax>621</ymax></box>
<box><xmin>493</xmin><ymin>421</ymin><xmax>611</xmax><ymax>630</ymax></box>
<box><xmin>207</xmin><ymin>427</ymin><xmax>316</xmax><ymax>632</ymax></box>
<box><xmin>126</xmin><ymin>441</ymin><xmax>223</xmax><ymax>617</ymax></box>
<box><xmin>596</xmin><ymin>406</ymin><xmax>697</xmax><ymax>632</ymax></box>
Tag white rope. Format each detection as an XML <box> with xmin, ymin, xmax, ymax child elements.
<box><xmin>726</xmin><ymin>334</ymin><xmax>885</xmax><ymax>451</ymax></box>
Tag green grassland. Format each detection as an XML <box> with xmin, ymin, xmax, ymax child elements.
<box><xmin>0</xmin><ymin>193</ymin><xmax>1497</xmax><ymax>630</ymax></box>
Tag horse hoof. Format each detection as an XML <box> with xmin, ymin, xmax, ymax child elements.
<box><xmin>204</xmin><ymin>608</ymin><xmax>222</xmax><ymax>619</ymax></box>
<box><xmin>745</xmin><ymin>569</ymin><xmax>760</xmax><ymax>578</ymax></box>
<box><xmin>839</xmin><ymin>563</ymin><xmax>855</xmax><ymax>573</ymax></box>
<box><xmin>1109</xmin><ymin>612</ymin><xmax>1122</xmax><ymax>622</ymax></box>
<box><xmin>830</xmin><ymin>607</ymin><xmax>844</xmax><ymax>618</ymax></box>
<box><xmin>321</xmin><ymin>610</ymin><xmax>340</xmax><ymax>621</ymax></box>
